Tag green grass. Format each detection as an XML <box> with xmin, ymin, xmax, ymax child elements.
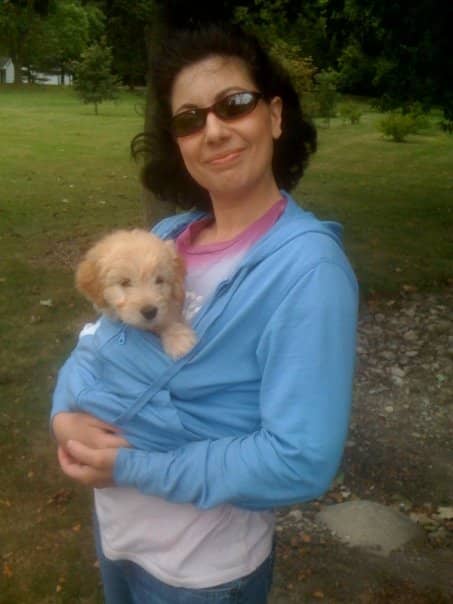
<box><xmin>0</xmin><ymin>86</ymin><xmax>144</xmax><ymax>603</ymax></box>
<box><xmin>299</xmin><ymin>108</ymin><xmax>453</xmax><ymax>294</ymax></box>
<box><xmin>0</xmin><ymin>85</ymin><xmax>452</xmax><ymax>602</ymax></box>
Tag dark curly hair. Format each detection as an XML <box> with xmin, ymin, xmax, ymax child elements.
<box><xmin>131</xmin><ymin>24</ymin><xmax>317</xmax><ymax>211</ymax></box>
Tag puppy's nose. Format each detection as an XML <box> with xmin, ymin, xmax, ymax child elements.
<box><xmin>141</xmin><ymin>305</ymin><xmax>157</xmax><ymax>321</ymax></box>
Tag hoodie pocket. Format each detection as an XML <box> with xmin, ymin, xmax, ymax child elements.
<box><xmin>113</xmin><ymin>386</ymin><xmax>190</xmax><ymax>452</ymax></box>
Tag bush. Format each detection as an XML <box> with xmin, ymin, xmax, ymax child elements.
<box><xmin>440</xmin><ymin>120</ymin><xmax>453</xmax><ymax>134</ymax></box>
<box><xmin>406</xmin><ymin>102</ymin><xmax>431</xmax><ymax>132</ymax></box>
<box><xmin>378</xmin><ymin>104</ymin><xmax>432</xmax><ymax>141</ymax></box>
<box><xmin>378</xmin><ymin>112</ymin><xmax>415</xmax><ymax>142</ymax></box>
<box><xmin>339</xmin><ymin>103</ymin><xmax>363</xmax><ymax>124</ymax></box>
<box><xmin>314</xmin><ymin>69</ymin><xmax>340</xmax><ymax>125</ymax></box>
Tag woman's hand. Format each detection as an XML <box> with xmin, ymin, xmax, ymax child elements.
<box><xmin>52</xmin><ymin>412</ymin><xmax>129</xmax><ymax>450</ymax></box>
<box><xmin>52</xmin><ymin>412</ymin><xmax>129</xmax><ymax>488</ymax></box>
<box><xmin>57</xmin><ymin>441</ymin><xmax>118</xmax><ymax>488</ymax></box>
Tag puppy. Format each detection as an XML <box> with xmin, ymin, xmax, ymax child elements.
<box><xmin>76</xmin><ymin>229</ymin><xmax>197</xmax><ymax>359</ymax></box>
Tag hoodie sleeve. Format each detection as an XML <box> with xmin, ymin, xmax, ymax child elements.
<box><xmin>51</xmin><ymin>322</ymin><xmax>103</xmax><ymax>420</ymax></box>
<box><xmin>114</xmin><ymin>261</ymin><xmax>359</xmax><ymax>509</ymax></box>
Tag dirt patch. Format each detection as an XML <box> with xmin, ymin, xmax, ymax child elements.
<box><xmin>270</xmin><ymin>287</ymin><xmax>453</xmax><ymax>603</ymax></box>
<box><xmin>27</xmin><ymin>234</ymin><xmax>97</xmax><ymax>270</ymax></box>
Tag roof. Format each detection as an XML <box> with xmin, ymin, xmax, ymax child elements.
<box><xmin>0</xmin><ymin>57</ymin><xmax>12</xmax><ymax>69</ymax></box>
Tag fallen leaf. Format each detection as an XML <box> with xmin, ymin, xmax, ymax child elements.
<box><xmin>313</xmin><ymin>590</ymin><xmax>325</xmax><ymax>599</ymax></box>
<box><xmin>47</xmin><ymin>488</ymin><xmax>73</xmax><ymax>506</ymax></box>
<box><xmin>3</xmin><ymin>563</ymin><xmax>13</xmax><ymax>578</ymax></box>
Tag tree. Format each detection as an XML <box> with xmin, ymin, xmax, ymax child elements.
<box><xmin>0</xmin><ymin>0</ymin><xmax>56</xmax><ymax>83</ymax></box>
<box><xmin>268</xmin><ymin>39</ymin><xmax>317</xmax><ymax>115</ymax></box>
<box><xmin>336</xmin><ymin>39</ymin><xmax>376</xmax><ymax>96</ymax></box>
<box><xmin>100</xmin><ymin>0</ymin><xmax>150</xmax><ymax>89</ymax></box>
<box><xmin>315</xmin><ymin>68</ymin><xmax>340</xmax><ymax>125</ymax></box>
<box><xmin>31</xmin><ymin>0</ymin><xmax>104</xmax><ymax>83</ymax></box>
<box><xmin>324</xmin><ymin>0</ymin><xmax>453</xmax><ymax>119</ymax></box>
<box><xmin>72</xmin><ymin>39</ymin><xmax>120</xmax><ymax>114</ymax></box>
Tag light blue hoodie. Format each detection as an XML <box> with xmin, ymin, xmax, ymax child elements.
<box><xmin>52</xmin><ymin>192</ymin><xmax>358</xmax><ymax>510</ymax></box>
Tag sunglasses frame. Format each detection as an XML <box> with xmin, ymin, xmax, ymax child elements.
<box><xmin>171</xmin><ymin>91</ymin><xmax>264</xmax><ymax>138</ymax></box>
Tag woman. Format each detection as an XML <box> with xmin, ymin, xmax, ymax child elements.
<box><xmin>52</xmin><ymin>25</ymin><xmax>358</xmax><ymax>604</ymax></box>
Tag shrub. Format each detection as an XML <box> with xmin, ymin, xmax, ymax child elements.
<box><xmin>314</xmin><ymin>68</ymin><xmax>340</xmax><ymax>125</ymax></box>
<box><xmin>340</xmin><ymin>103</ymin><xmax>363</xmax><ymax>124</ymax></box>
<box><xmin>406</xmin><ymin>102</ymin><xmax>431</xmax><ymax>132</ymax></box>
<box><xmin>378</xmin><ymin>112</ymin><xmax>416</xmax><ymax>142</ymax></box>
<box><xmin>440</xmin><ymin>120</ymin><xmax>453</xmax><ymax>134</ymax></box>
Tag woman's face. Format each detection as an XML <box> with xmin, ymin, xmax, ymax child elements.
<box><xmin>170</xmin><ymin>55</ymin><xmax>282</xmax><ymax>201</ymax></box>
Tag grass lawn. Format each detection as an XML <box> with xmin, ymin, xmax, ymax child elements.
<box><xmin>300</xmin><ymin>107</ymin><xmax>453</xmax><ymax>295</ymax></box>
<box><xmin>0</xmin><ymin>85</ymin><xmax>451</xmax><ymax>603</ymax></box>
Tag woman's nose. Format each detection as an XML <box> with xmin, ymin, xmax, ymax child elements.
<box><xmin>204</xmin><ymin>112</ymin><xmax>230</xmax><ymax>141</ymax></box>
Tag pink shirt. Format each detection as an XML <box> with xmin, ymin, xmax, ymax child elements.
<box><xmin>176</xmin><ymin>198</ymin><xmax>286</xmax><ymax>320</ymax></box>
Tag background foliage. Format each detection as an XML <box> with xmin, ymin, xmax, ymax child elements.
<box><xmin>1</xmin><ymin>0</ymin><xmax>452</xmax><ymax>118</ymax></box>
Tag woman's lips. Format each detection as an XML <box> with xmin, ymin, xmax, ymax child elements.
<box><xmin>206</xmin><ymin>149</ymin><xmax>244</xmax><ymax>165</ymax></box>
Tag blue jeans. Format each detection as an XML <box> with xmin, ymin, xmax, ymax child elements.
<box><xmin>94</xmin><ymin>520</ymin><xmax>275</xmax><ymax>604</ymax></box>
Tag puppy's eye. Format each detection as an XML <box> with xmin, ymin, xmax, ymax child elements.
<box><xmin>155</xmin><ymin>275</ymin><xmax>165</xmax><ymax>285</ymax></box>
<box><xmin>120</xmin><ymin>278</ymin><xmax>131</xmax><ymax>287</ymax></box>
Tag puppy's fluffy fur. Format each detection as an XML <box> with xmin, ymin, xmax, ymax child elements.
<box><xmin>76</xmin><ymin>229</ymin><xmax>197</xmax><ymax>359</ymax></box>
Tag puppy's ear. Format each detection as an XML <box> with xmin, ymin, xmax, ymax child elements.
<box><xmin>75</xmin><ymin>257</ymin><xmax>106</xmax><ymax>308</ymax></box>
<box><xmin>165</xmin><ymin>240</ymin><xmax>186</xmax><ymax>307</ymax></box>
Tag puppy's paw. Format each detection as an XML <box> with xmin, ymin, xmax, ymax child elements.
<box><xmin>161</xmin><ymin>323</ymin><xmax>197</xmax><ymax>359</ymax></box>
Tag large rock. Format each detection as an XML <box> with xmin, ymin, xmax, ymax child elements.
<box><xmin>317</xmin><ymin>500</ymin><xmax>424</xmax><ymax>556</ymax></box>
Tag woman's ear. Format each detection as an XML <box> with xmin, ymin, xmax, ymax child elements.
<box><xmin>75</xmin><ymin>257</ymin><xmax>106</xmax><ymax>308</ymax></box>
<box><xmin>270</xmin><ymin>96</ymin><xmax>283</xmax><ymax>140</ymax></box>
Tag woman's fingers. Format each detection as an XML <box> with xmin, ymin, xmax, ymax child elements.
<box><xmin>85</xmin><ymin>414</ymin><xmax>122</xmax><ymax>433</ymax></box>
<box><xmin>58</xmin><ymin>442</ymin><xmax>117</xmax><ymax>488</ymax></box>
<box><xmin>52</xmin><ymin>412</ymin><xmax>130</xmax><ymax>450</ymax></box>
<box><xmin>66</xmin><ymin>440</ymin><xmax>100</xmax><ymax>466</ymax></box>
<box><xmin>57</xmin><ymin>444</ymin><xmax>78</xmax><ymax>468</ymax></box>
<box><xmin>97</xmin><ymin>431</ymin><xmax>130</xmax><ymax>449</ymax></box>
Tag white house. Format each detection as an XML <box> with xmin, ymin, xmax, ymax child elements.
<box><xmin>25</xmin><ymin>70</ymin><xmax>73</xmax><ymax>85</ymax></box>
<box><xmin>0</xmin><ymin>57</ymin><xmax>15</xmax><ymax>84</ymax></box>
<box><xmin>0</xmin><ymin>57</ymin><xmax>72</xmax><ymax>85</ymax></box>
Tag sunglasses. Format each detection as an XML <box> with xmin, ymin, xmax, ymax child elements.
<box><xmin>171</xmin><ymin>91</ymin><xmax>263</xmax><ymax>138</ymax></box>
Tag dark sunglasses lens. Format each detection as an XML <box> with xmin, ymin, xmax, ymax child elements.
<box><xmin>172</xmin><ymin>92</ymin><xmax>261</xmax><ymax>137</ymax></box>
<box><xmin>172</xmin><ymin>110</ymin><xmax>204</xmax><ymax>137</ymax></box>
<box><xmin>217</xmin><ymin>92</ymin><xmax>258</xmax><ymax>119</ymax></box>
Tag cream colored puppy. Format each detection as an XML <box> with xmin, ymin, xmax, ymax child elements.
<box><xmin>76</xmin><ymin>229</ymin><xmax>196</xmax><ymax>359</ymax></box>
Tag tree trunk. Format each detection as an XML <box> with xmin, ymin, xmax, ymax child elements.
<box><xmin>142</xmin><ymin>16</ymin><xmax>177</xmax><ymax>228</ymax></box>
<box><xmin>12</xmin><ymin>55</ymin><xmax>23</xmax><ymax>85</ymax></box>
